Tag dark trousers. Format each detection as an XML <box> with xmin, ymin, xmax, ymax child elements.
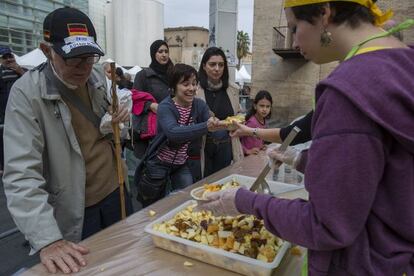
<box><xmin>82</xmin><ymin>188</ymin><xmax>133</xmax><ymax>239</ymax></box>
<box><xmin>204</xmin><ymin>140</ymin><xmax>233</xmax><ymax>177</ymax></box>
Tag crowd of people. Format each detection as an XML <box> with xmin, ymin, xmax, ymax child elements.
<box><xmin>0</xmin><ymin>0</ymin><xmax>413</xmax><ymax>274</ymax></box>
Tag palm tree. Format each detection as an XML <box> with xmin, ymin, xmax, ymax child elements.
<box><xmin>237</xmin><ymin>30</ymin><xmax>250</xmax><ymax>70</ymax></box>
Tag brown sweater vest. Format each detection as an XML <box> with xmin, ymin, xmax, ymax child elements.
<box><xmin>65</xmin><ymin>85</ymin><xmax>118</xmax><ymax>207</ymax></box>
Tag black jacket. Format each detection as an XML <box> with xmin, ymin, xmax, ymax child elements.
<box><xmin>133</xmin><ymin>67</ymin><xmax>169</xmax><ymax>104</ymax></box>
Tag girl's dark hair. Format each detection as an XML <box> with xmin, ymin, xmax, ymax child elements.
<box><xmin>168</xmin><ymin>63</ymin><xmax>198</xmax><ymax>95</ymax></box>
<box><xmin>115</xmin><ymin>67</ymin><xmax>133</xmax><ymax>89</ymax></box>
<box><xmin>245</xmin><ymin>90</ymin><xmax>273</xmax><ymax>121</ymax></box>
<box><xmin>291</xmin><ymin>2</ymin><xmax>375</xmax><ymax>28</ymax></box>
<box><xmin>198</xmin><ymin>47</ymin><xmax>229</xmax><ymax>90</ymax></box>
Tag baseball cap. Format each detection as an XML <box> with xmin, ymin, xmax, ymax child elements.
<box><xmin>0</xmin><ymin>46</ymin><xmax>12</xmax><ymax>57</ymax></box>
<box><xmin>43</xmin><ymin>7</ymin><xmax>104</xmax><ymax>58</ymax></box>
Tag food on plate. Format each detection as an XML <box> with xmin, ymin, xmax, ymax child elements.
<box><xmin>221</xmin><ymin>114</ymin><xmax>245</xmax><ymax>129</ymax></box>
<box><xmin>191</xmin><ymin>179</ymin><xmax>240</xmax><ymax>201</ymax></box>
<box><xmin>203</xmin><ymin>179</ymin><xmax>240</xmax><ymax>196</ymax></box>
<box><xmin>183</xmin><ymin>261</ymin><xmax>194</xmax><ymax>267</ymax></box>
<box><xmin>149</xmin><ymin>210</ymin><xmax>157</xmax><ymax>217</ymax></box>
<box><xmin>152</xmin><ymin>204</ymin><xmax>283</xmax><ymax>263</ymax></box>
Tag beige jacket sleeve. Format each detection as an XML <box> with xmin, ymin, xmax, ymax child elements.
<box><xmin>2</xmin><ymin>85</ymin><xmax>63</xmax><ymax>254</ymax></box>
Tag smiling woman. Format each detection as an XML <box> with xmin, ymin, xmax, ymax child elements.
<box><xmin>134</xmin><ymin>64</ymin><xmax>226</xmax><ymax>207</ymax></box>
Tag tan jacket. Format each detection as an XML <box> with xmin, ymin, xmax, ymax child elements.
<box><xmin>2</xmin><ymin>63</ymin><xmax>110</xmax><ymax>254</ymax></box>
<box><xmin>196</xmin><ymin>83</ymin><xmax>244</xmax><ymax>177</ymax></box>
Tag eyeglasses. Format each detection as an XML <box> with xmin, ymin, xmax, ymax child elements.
<box><xmin>63</xmin><ymin>55</ymin><xmax>101</xmax><ymax>67</ymax></box>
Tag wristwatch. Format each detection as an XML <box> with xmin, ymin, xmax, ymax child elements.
<box><xmin>252</xmin><ymin>128</ymin><xmax>258</xmax><ymax>137</ymax></box>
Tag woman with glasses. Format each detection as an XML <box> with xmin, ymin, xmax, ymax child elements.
<box><xmin>200</xmin><ymin>1</ymin><xmax>414</xmax><ymax>274</ymax></box>
<box><xmin>195</xmin><ymin>47</ymin><xmax>243</xmax><ymax>179</ymax></box>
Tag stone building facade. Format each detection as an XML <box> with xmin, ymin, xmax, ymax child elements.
<box><xmin>164</xmin><ymin>26</ymin><xmax>209</xmax><ymax>68</ymax></box>
<box><xmin>252</xmin><ymin>0</ymin><xmax>414</xmax><ymax>126</ymax></box>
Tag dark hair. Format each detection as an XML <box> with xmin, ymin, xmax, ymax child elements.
<box><xmin>198</xmin><ymin>47</ymin><xmax>229</xmax><ymax>90</ymax></box>
<box><xmin>291</xmin><ymin>2</ymin><xmax>375</xmax><ymax>28</ymax></box>
<box><xmin>115</xmin><ymin>67</ymin><xmax>133</xmax><ymax>89</ymax></box>
<box><xmin>245</xmin><ymin>90</ymin><xmax>273</xmax><ymax>121</ymax></box>
<box><xmin>168</xmin><ymin>63</ymin><xmax>198</xmax><ymax>95</ymax></box>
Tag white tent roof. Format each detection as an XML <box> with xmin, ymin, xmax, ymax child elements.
<box><xmin>102</xmin><ymin>58</ymin><xmax>128</xmax><ymax>73</ymax></box>
<box><xmin>126</xmin><ymin>65</ymin><xmax>142</xmax><ymax>76</ymax></box>
<box><xmin>235</xmin><ymin>65</ymin><xmax>251</xmax><ymax>84</ymax></box>
<box><xmin>18</xmin><ymin>48</ymin><xmax>46</xmax><ymax>67</ymax></box>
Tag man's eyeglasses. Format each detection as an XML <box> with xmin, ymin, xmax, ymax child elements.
<box><xmin>63</xmin><ymin>55</ymin><xmax>101</xmax><ymax>67</ymax></box>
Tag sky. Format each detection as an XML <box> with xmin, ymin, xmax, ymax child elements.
<box><xmin>164</xmin><ymin>0</ymin><xmax>254</xmax><ymax>46</ymax></box>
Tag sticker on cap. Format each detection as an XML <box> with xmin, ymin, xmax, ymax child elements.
<box><xmin>67</xmin><ymin>23</ymin><xmax>89</xmax><ymax>36</ymax></box>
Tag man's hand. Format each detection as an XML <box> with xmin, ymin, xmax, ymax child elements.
<box><xmin>6</xmin><ymin>61</ymin><xmax>25</xmax><ymax>75</ymax></box>
<box><xmin>40</xmin><ymin>240</ymin><xmax>89</xmax><ymax>274</ymax></box>
<box><xmin>110</xmin><ymin>104</ymin><xmax>130</xmax><ymax>124</ymax></box>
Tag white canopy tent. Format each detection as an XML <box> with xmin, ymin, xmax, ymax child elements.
<box><xmin>17</xmin><ymin>48</ymin><xmax>47</xmax><ymax>68</ymax></box>
<box><xmin>235</xmin><ymin>65</ymin><xmax>251</xmax><ymax>85</ymax></box>
<box><xmin>126</xmin><ymin>65</ymin><xmax>142</xmax><ymax>77</ymax></box>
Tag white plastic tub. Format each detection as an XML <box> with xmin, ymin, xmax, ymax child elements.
<box><xmin>211</xmin><ymin>173</ymin><xmax>304</xmax><ymax>194</ymax></box>
<box><xmin>145</xmin><ymin>174</ymin><xmax>303</xmax><ymax>275</ymax></box>
<box><xmin>145</xmin><ymin>200</ymin><xmax>291</xmax><ymax>276</ymax></box>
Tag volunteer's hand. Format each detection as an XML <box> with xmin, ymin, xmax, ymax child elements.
<box><xmin>229</xmin><ymin>122</ymin><xmax>253</xmax><ymax>138</ymax></box>
<box><xmin>267</xmin><ymin>144</ymin><xmax>302</xmax><ymax>169</ymax></box>
<box><xmin>197</xmin><ymin>187</ymin><xmax>241</xmax><ymax>216</ymax></box>
<box><xmin>40</xmin><ymin>240</ymin><xmax>89</xmax><ymax>274</ymax></box>
<box><xmin>246</xmin><ymin>147</ymin><xmax>260</xmax><ymax>155</ymax></box>
<box><xmin>110</xmin><ymin>104</ymin><xmax>129</xmax><ymax>123</ymax></box>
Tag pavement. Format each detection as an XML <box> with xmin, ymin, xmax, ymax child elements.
<box><xmin>0</xmin><ymin>179</ymin><xmax>39</xmax><ymax>276</ymax></box>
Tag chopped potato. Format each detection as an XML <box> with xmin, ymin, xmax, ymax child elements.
<box><xmin>152</xmin><ymin>204</ymin><xmax>284</xmax><ymax>263</ymax></box>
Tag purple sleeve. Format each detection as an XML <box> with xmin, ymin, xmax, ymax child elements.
<box><xmin>235</xmin><ymin>88</ymin><xmax>385</xmax><ymax>250</ymax></box>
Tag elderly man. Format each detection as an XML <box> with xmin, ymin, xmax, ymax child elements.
<box><xmin>0</xmin><ymin>46</ymin><xmax>26</xmax><ymax>174</ymax></box>
<box><xmin>3</xmin><ymin>7</ymin><xmax>132</xmax><ymax>274</ymax></box>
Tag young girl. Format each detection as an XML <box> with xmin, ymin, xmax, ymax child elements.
<box><xmin>135</xmin><ymin>63</ymin><xmax>223</xmax><ymax>207</ymax></box>
<box><xmin>240</xmin><ymin>90</ymin><xmax>272</xmax><ymax>156</ymax></box>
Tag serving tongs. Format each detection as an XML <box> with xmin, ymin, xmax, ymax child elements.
<box><xmin>250</xmin><ymin>127</ymin><xmax>301</xmax><ymax>195</ymax></box>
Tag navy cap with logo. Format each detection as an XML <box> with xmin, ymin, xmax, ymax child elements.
<box><xmin>43</xmin><ymin>7</ymin><xmax>104</xmax><ymax>58</ymax></box>
<box><xmin>0</xmin><ymin>46</ymin><xmax>12</xmax><ymax>57</ymax></box>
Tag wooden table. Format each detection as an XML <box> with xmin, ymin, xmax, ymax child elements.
<box><xmin>23</xmin><ymin>153</ymin><xmax>307</xmax><ymax>276</ymax></box>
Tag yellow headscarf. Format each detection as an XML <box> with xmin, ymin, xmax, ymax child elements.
<box><xmin>284</xmin><ymin>0</ymin><xmax>393</xmax><ymax>26</ymax></box>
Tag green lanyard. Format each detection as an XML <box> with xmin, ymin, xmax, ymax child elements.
<box><xmin>345</xmin><ymin>19</ymin><xmax>414</xmax><ymax>60</ymax></box>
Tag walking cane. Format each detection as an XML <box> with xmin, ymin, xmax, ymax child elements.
<box><xmin>110</xmin><ymin>62</ymin><xmax>126</xmax><ymax>219</ymax></box>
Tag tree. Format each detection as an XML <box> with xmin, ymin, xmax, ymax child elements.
<box><xmin>236</xmin><ymin>30</ymin><xmax>250</xmax><ymax>70</ymax></box>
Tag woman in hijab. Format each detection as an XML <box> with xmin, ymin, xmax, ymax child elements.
<box><xmin>132</xmin><ymin>40</ymin><xmax>173</xmax><ymax>158</ymax></box>
<box><xmin>133</xmin><ymin>39</ymin><xmax>173</xmax><ymax>108</ymax></box>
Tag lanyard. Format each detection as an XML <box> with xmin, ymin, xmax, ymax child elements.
<box><xmin>345</xmin><ymin>19</ymin><xmax>414</xmax><ymax>60</ymax></box>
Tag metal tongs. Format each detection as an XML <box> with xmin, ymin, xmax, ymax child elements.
<box><xmin>250</xmin><ymin>127</ymin><xmax>301</xmax><ymax>195</ymax></box>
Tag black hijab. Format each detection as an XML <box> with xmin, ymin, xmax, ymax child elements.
<box><xmin>149</xmin><ymin>40</ymin><xmax>173</xmax><ymax>77</ymax></box>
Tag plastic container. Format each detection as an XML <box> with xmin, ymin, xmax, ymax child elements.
<box><xmin>206</xmin><ymin>173</ymin><xmax>304</xmax><ymax>194</ymax></box>
<box><xmin>145</xmin><ymin>200</ymin><xmax>291</xmax><ymax>276</ymax></box>
<box><xmin>146</xmin><ymin>174</ymin><xmax>303</xmax><ymax>275</ymax></box>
